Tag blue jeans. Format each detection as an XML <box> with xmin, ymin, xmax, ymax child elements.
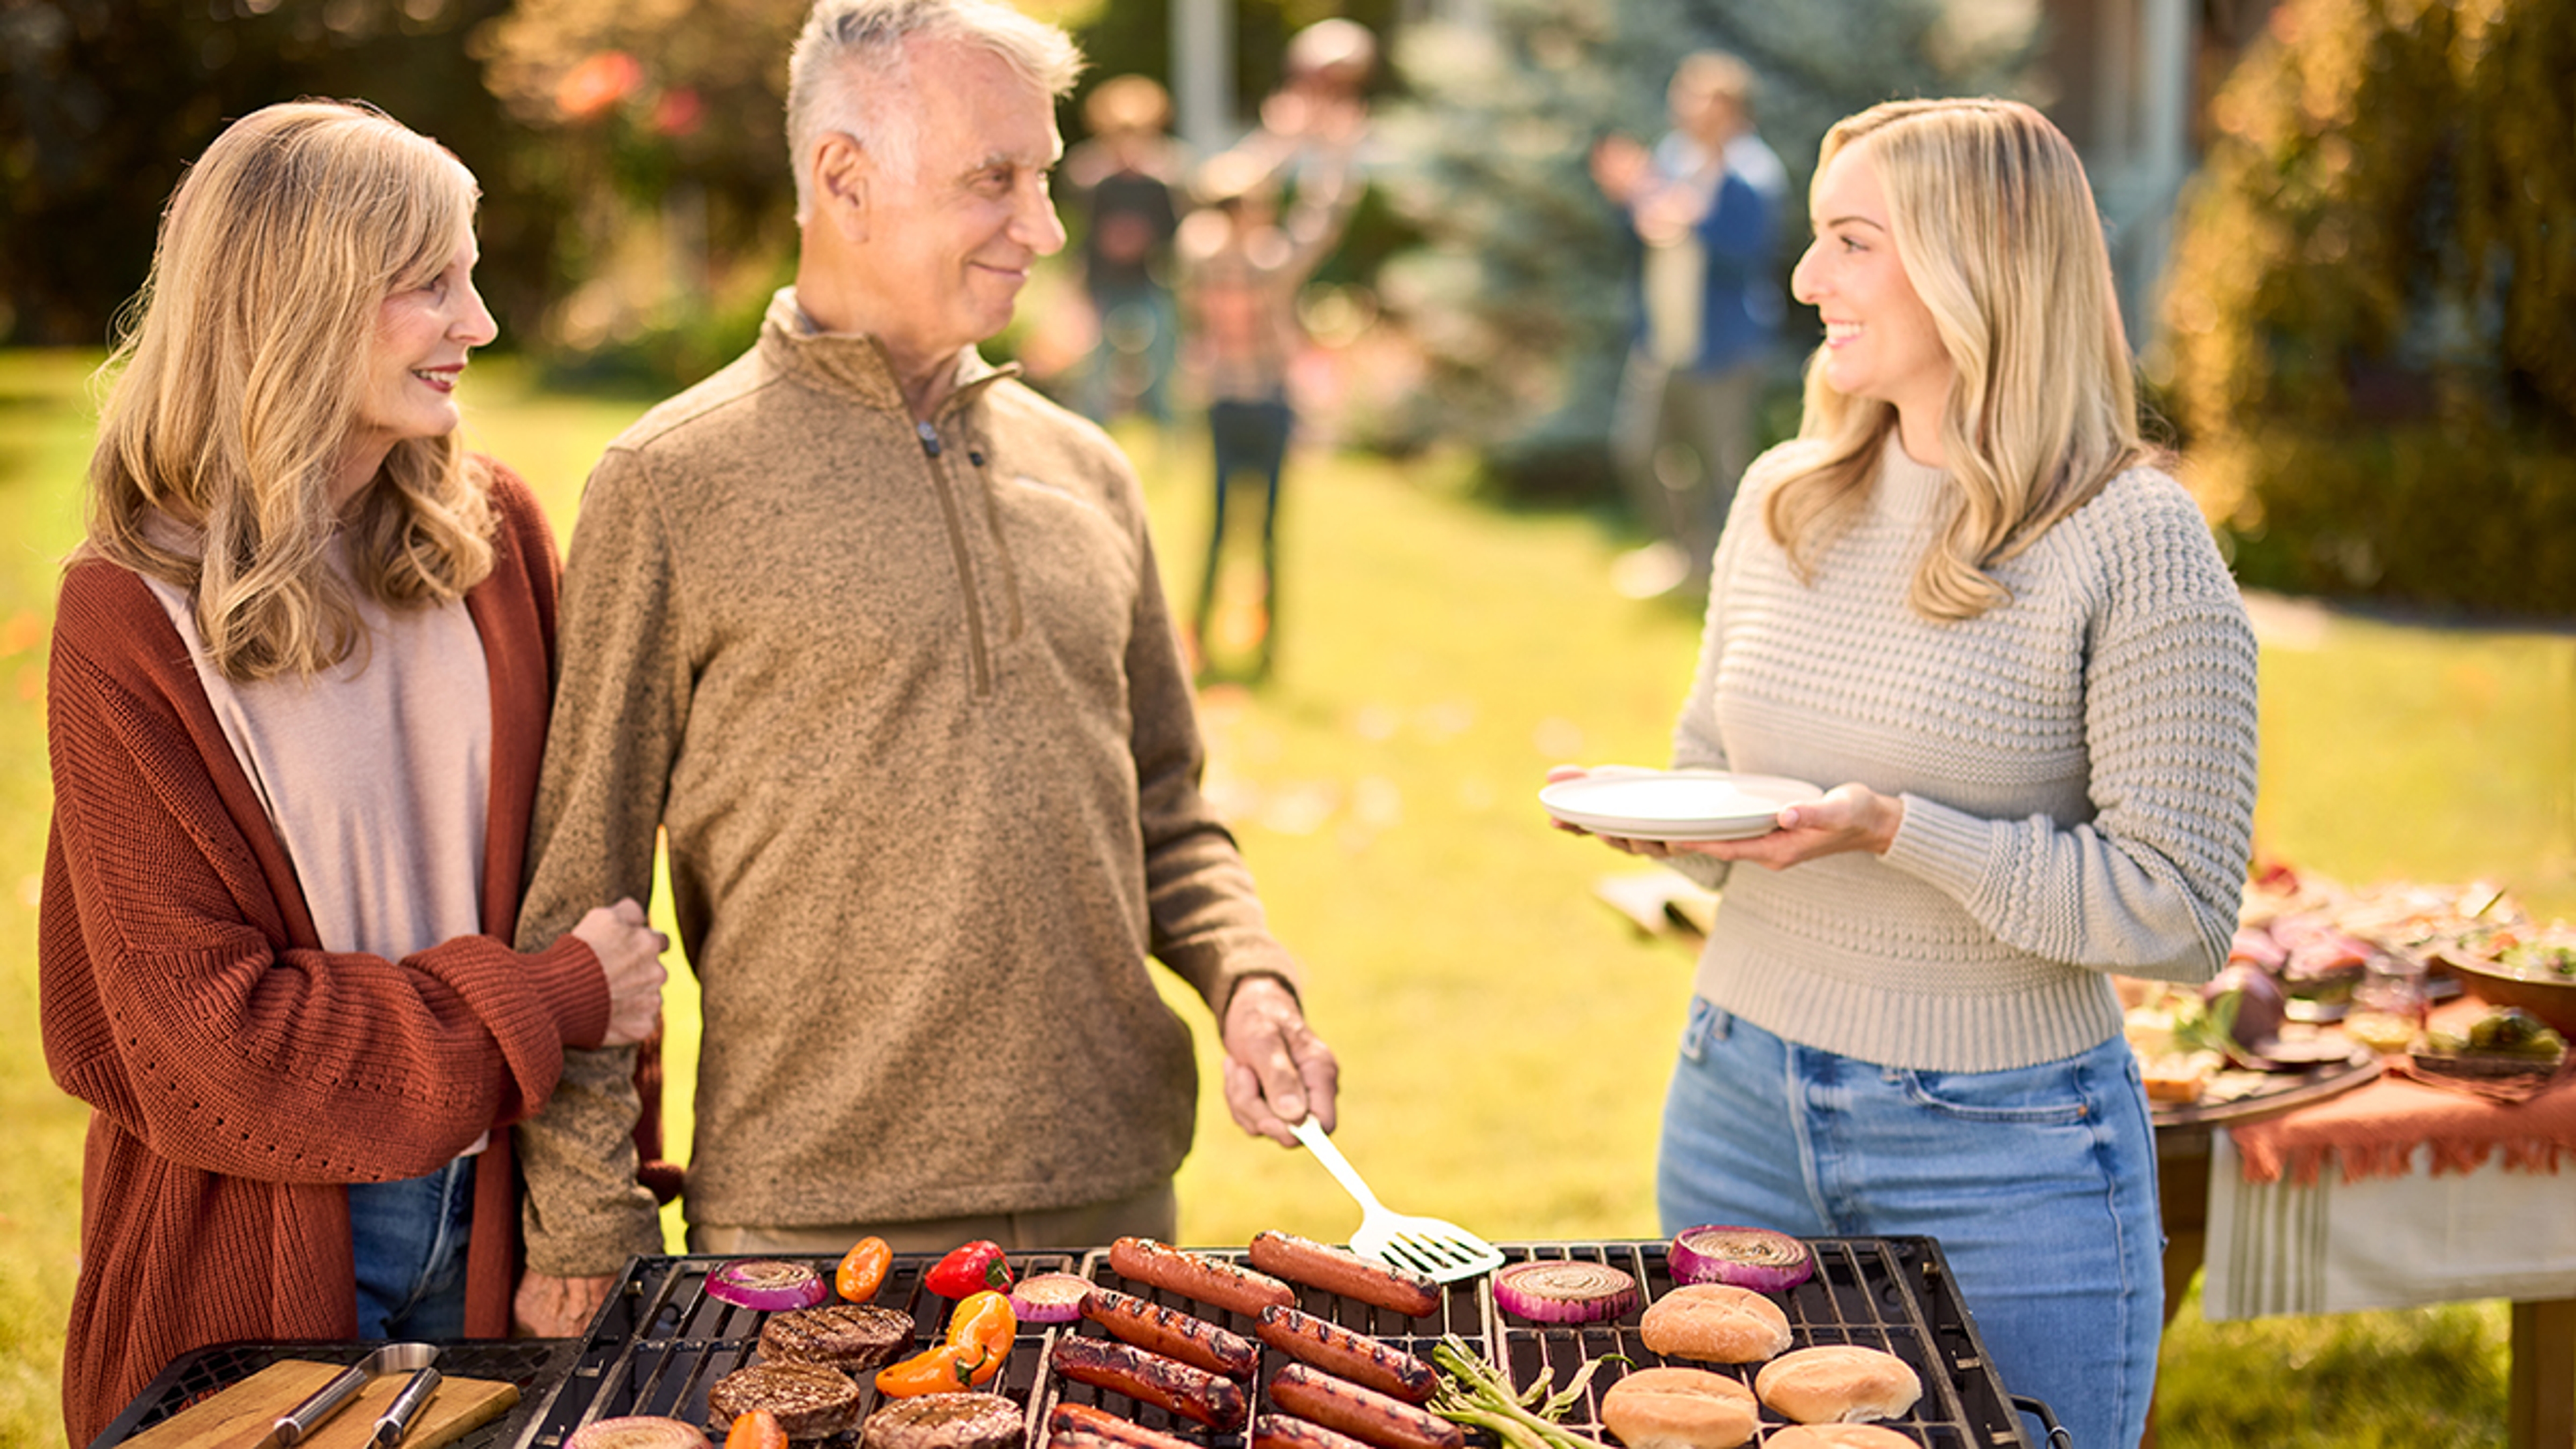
<box><xmin>348</xmin><ymin>1155</ymin><xmax>474</xmax><ymax>1340</ymax></box>
<box><xmin>1194</xmin><ymin>397</ymin><xmax>1295</xmax><ymax>675</ymax></box>
<box><xmin>1657</xmin><ymin>999</ymin><xmax>2160</xmax><ymax>1449</ymax></box>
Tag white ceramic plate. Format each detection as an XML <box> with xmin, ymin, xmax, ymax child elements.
<box><xmin>1538</xmin><ymin>770</ymin><xmax>1823</xmax><ymax>842</ymax></box>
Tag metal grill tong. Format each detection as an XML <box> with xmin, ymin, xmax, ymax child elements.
<box><xmin>248</xmin><ymin>1342</ymin><xmax>441</xmax><ymax>1449</ymax></box>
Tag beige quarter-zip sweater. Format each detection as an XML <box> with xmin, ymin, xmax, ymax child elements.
<box><xmin>515</xmin><ymin>291</ymin><xmax>1298</xmax><ymax>1273</ymax></box>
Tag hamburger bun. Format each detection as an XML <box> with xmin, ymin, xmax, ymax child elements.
<box><xmin>1598</xmin><ymin>1366</ymin><xmax>1760</xmax><ymax>1449</ymax></box>
<box><xmin>1752</xmin><ymin>1345</ymin><xmax>1921</xmax><ymax>1424</ymax></box>
<box><xmin>1638</xmin><ymin>1284</ymin><xmax>1793</xmax><ymax>1364</ymax></box>
<box><xmin>1762</xmin><ymin>1427</ymin><xmax>1920</xmax><ymax>1448</ymax></box>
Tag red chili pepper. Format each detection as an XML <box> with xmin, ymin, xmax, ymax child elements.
<box><xmin>924</xmin><ymin>1239</ymin><xmax>1014</xmax><ymax>1298</ymax></box>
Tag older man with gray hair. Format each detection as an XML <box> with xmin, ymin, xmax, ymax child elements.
<box><xmin>510</xmin><ymin>0</ymin><xmax>1338</xmax><ymax>1336</ymax></box>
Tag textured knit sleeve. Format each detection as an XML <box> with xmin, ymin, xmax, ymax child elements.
<box><xmin>38</xmin><ymin>561</ymin><xmax>607</xmax><ymax>1185</ymax></box>
<box><xmin>511</xmin><ymin>444</ymin><xmax>682</xmax><ymax>1274</ymax></box>
<box><xmin>1880</xmin><ymin>476</ymin><xmax>2260</xmax><ymax>983</ymax></box>
<box><xmin>1122</xmin><ymin>483</ymin><xmax>1303</xmax><ymax>1014</ymax></box>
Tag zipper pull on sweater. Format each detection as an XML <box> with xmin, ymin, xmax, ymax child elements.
<box><xmin>916</xmin><ymin>421</ymin><xmax>943</xmax><ymax>458</ymax></box>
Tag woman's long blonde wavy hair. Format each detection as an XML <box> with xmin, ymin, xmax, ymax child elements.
<box><xmin>1766</xmin><ymin>97</ymin><xmax>2153</xmax><ymax>621</ymax></box>
<box><xmin>86</xmin><ymin>98</ymin><xmax>496</xmax><ymax>682</ymax></box>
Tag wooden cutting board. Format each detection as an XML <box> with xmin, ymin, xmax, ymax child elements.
<box><xmin>115</xmin><ymin>1358</ymin><xmax>520</xmax><ymax>1449</ymax></box>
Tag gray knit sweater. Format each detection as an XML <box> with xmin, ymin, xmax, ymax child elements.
<box><xmin>1669</xmin><ymin>437</ymin><xmax>2259</xmax><ymax>1072</ymax></box>
<box><xmin>513</xmin><ymin>291</ymin><xmax>1297</xmax><ymax>1273</ymax></box>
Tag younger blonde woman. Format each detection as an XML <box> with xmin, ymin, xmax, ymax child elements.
<box><xmin>40</xmin><ymin>99</ymin><xmax>667</xmax><ymax>1444</ymax></box>
<box><xmin>1559</xmin><ymin>99</ymin><xmax>2259</xmax><ymax>1449</ymax></box>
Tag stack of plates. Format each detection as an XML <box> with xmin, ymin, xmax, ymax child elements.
<box><xmin>1538</xmin><ymin>770</ymin><xmax>1821</xmax><ymax>842</ymax></box>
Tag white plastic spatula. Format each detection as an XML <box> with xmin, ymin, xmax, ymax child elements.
<box><xmin>1290</xmin><ymin>1116</ymin><xmax>1505</xmax><ymax>1283</ymax></box>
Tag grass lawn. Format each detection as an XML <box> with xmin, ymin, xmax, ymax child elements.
<box><xmin>2</xmin><ymin>348</ymin><xmax>2569</xmax><ymax>1446</ymax></box>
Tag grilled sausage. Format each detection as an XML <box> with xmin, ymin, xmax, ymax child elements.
<box><xmin>1265</xmin><ymin>1363</ymin><xmax>1465</xmax><ymax>1449</ymax></box>
<box><xmin>1052</xmin><ymin>1335</ymin><xmax>1250</xmax><ymax>1430</ymax></box>
<box><xmin>1047</xmin><ymin>1402</ymin><xmax>1207</xmax><ymax>1449</ymax></box>
<box><xmin>1253</xmin><ymin>1305</ymin><xmax>1438</xmax><ymax>1405</ymax></box>
<box><xmin>1108</xmin><ymin>1237</ymin><xmax>1297</xmax><ymax>1322</ymax></box>
<box><xmin>1083</xmin><ymin>1287</ymin><xmax>1260</xmax><ymax>1380</ymax></box>
<box><xmin>1248</xmin><ymin>1232</ymin><xmax>1444</xmax><ymax>1320</ymax></box>
<box><xmin>1252</xmin><ymin>1414</ymin><xmax>1384</xmax><ymax>1449</ymax></box>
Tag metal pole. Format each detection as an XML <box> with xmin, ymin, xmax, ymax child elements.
<box><xmin>1172</xmin><ymin>0</ymin><xmax>1235</xmax><ymax>158</ymax></box>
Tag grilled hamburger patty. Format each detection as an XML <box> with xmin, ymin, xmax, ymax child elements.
<box><xmin>706</xmin><ymin>1360</ymin><xmax>863</xmax><ymax>1440</ymax></box>
<box><xmin>758</xmin><ymin>1302</ymin><xmax>917</xmax><ymax>1373</ymax></box>
<box><xmin>861</xmin><ymin>1391</ymin><xmax>1024</xmax><ymax>1449</ymax></box>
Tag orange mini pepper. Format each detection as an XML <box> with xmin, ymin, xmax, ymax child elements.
<box><xmin>724</xmin><ymin>1408</ymin><xmax>788</xmax><ymax>1449</ymax></box>
<box><xmin>945</xmin><ymin>1289</ymin><xmax>1017</xmax><ymax>1360</ymax></box>
<box><xmin>872</xmin><ymin>1289</ymin><xmax>1017</xmax><ymax>1397</ymax></box>
<box><xmin>836</xmin><ymin>1236</ymin><xmax>892</xmax><ymax>1302</ymax></box>
<box><xmin>874</xmin><ymin>1341</ymin><xmax>998</xmax><ymax>1397</ymax></box>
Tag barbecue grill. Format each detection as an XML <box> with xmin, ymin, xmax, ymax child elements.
<box><xmin>97</xmin><ymin>1239</ymin><xmax>2049</xmax><ymax>1449</ymax></box>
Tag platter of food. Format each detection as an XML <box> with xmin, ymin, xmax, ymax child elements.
<box><xmin>2127</xmin><ymin>863</ymin><xmax>2576</xmax><ymax>1125</ymax></box>
<box><xmin>1538</xmin><ymin>771</ymin><xmax>1820</xmax><ymax>843</ymax></box>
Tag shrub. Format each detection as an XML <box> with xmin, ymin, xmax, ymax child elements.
<box><xmin>2155</xmin><ymin>0</ymin><xmax>2576</xmax><ymax>617</ymax></box>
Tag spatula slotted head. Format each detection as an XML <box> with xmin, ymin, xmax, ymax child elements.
<box><xmin>1353</xmin><ymin>1219</ymin><xmax>1505</xmax><ymax>1284</ymax></box>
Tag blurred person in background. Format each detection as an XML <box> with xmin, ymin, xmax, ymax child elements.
<box><xmin>509</xmin><ymin>0</ymin><xmax>1338</xmax><ymax>1337</ymax></box>
<box><xmin>38</xmin><ymin>98</ymin><xmax>669</xmax><ymax>1444</ymax></box>
<box><xmin>1591</xmin><ymin>50</ymin><xmax>1787</xmax><ymax>600</ymax></box>
<box><xmin>1177</xmin><ymin>17</ymin><xmax>1371</xmax><ymax>680</ymax></box>
<box><xmin>1063</xmin><ymin>74</ymin><xmax>1187</xmax><ymax>428</ymax></box>
<box><xmin>1554</xmin><ymin>99</ymin><xmax>2259</xmax><ymax>1449</ymax></box>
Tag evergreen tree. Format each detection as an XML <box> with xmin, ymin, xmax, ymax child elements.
<box><xmin>2156</xmin><ymin>0</ymin><xmax>2576</xmax><ymax>615</ymax></box>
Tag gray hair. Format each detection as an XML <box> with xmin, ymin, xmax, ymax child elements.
<box><xmin>786</xmin><ymin>0</ymin><xmax>1083</xmax><ymax>224</ymax></box>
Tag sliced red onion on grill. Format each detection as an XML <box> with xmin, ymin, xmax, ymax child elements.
<box><xmin>705</xmin><ymin>1258</ymin><xmax>828</xmax><ymax>1311</ymax></box>
<box><xmin>1667</xmin><ymin>1224</ymin><xmax>1815</xmax><ymax>1294</ymax></box>
<box><xmin>1490</xmin><ymin>1259</ymin><xmax>1640</xmax><ymax>1323</ymax></box>
<box><xmin>565</xmin><ymin>1415</ymin><xmax>714</xmax><ymax>1449</ymax></box>
<box><xmin>1008</xmin><ymin>1271</ymin><xmax>1093</xmax><ymax>1324</ymax></box>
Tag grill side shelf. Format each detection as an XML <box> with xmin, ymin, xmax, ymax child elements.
<box><xmin>91</xmin><ymin>1339</ymin><xmax>576</xmax><ymax>1449</ymax></box>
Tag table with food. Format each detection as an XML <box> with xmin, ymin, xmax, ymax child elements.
<box><xmin>2130</xmin><ymin>863</ymin><xmax>2576</xmax><ymax>1449</ymax></box>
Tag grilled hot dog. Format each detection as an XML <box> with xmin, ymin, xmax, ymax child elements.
<box><xmin>1084</xmin><ymin>1288</ymin><xmax>1259</xmax><ymax>1380</ymax></box>
<box><xmin>1108</xmin><ymin>1237</ymin><xmax>1297</xmax><ymax>1322</ymax></box>
<box><xmin>1248</xmin><ymin>1232</ymin><xmax>1444</xmax><ymax>1320</ymax></box>
<box><xmin>1253</xmin><ymin>1305</ymin><xmax>1437</xmax><ymax>1404</ymax></box>
<box><xmin>1047</xmin><ymin>1402</ymin><xmax>1205</xmax><ymax>1449</ymax></box>
<box><xmin>1252</xmin><ymin>1414</ymin><xmax>1383</xmax><ymax>1449</ymax></box>
<box><xmin>1051</xmin><ymin>1336</ymin><xmax>1250</xmax><ymax>1431</ymax></box>
<box><xmin>1265</xmin><ymin>1362</ymin><xmax>1464</xmax><ymax>1449</ymax></box>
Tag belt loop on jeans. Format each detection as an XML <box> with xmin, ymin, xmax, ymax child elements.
<box><xmin>1680</xmin><ymin>996</ymin><xmax>1732</xmax><ymax>1062</ymax></box>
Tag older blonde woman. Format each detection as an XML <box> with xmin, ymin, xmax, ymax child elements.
<box><xmin>1558</xmin><ymin>99</ymin><xmax>2259</xmax><ymax>1449</ymax></box>
<box><xmin>40</xmin><ymin>99</ymin><xmax>667</xmax><ymax>1444</ymax></box>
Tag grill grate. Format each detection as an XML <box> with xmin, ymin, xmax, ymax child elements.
<box><xmin>1490</xmin><ymin>1240</ymin><xmax>2023</xmax><ymax>1448</ymax></box>
<box><xmin>101</xmin><ymin>1239</ymin><xmax>2030</xmax><ymax>1448</ymax></box>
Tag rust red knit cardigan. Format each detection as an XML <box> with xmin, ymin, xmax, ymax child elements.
<box><xmin>40</xmin><ymin>466</ymin><xmax>614</xmax><ymax>1447</ymax></box>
